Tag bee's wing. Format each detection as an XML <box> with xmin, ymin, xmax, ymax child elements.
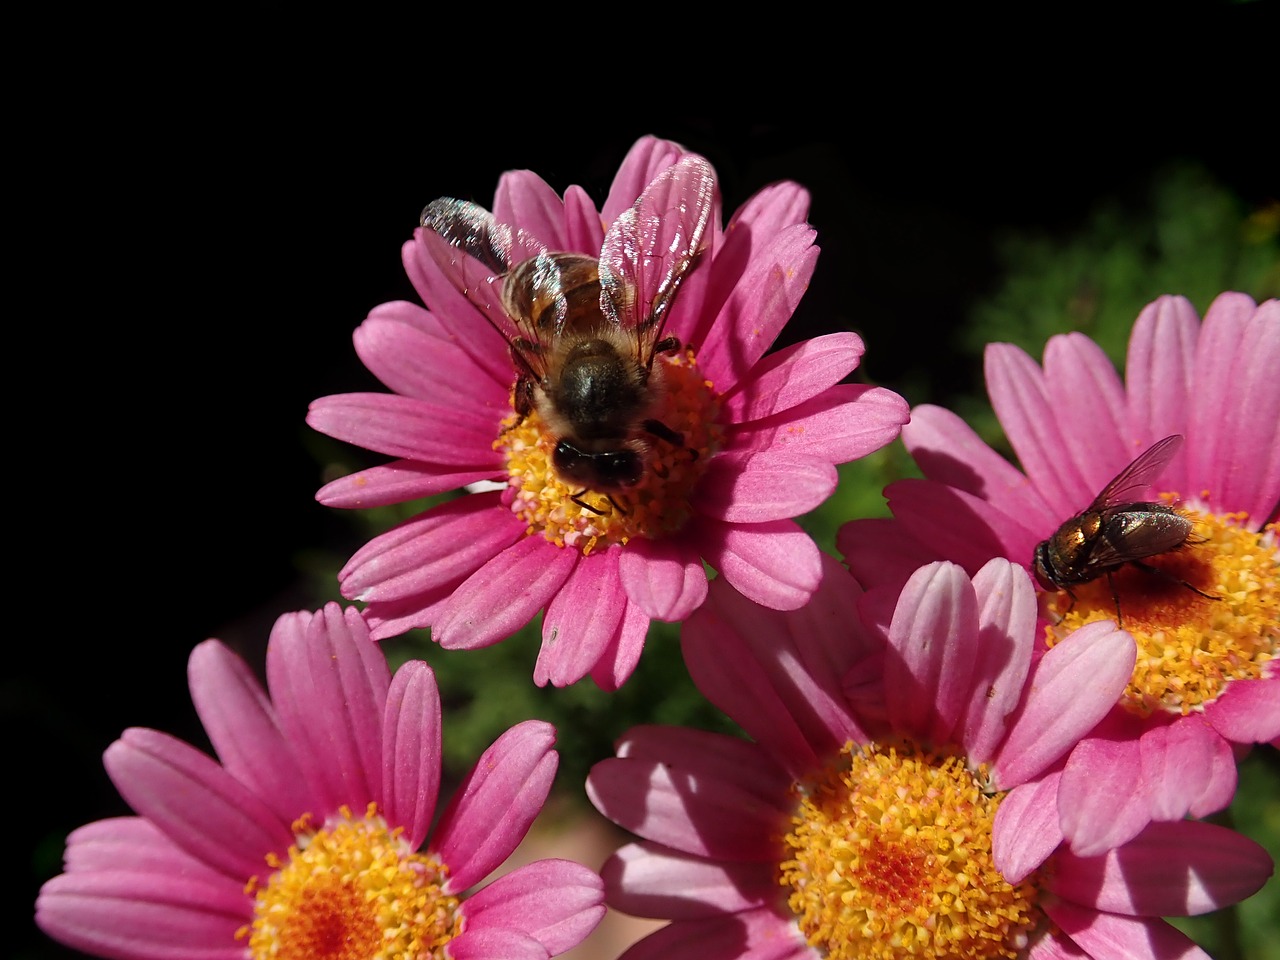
<box><xmin>419</xmin><ymin>198</ymin><xmax>557</xmax><ymax>379</ymax></box>
<box><xmin>1092</xmin><ymin>434</ymin><xmax>1184</xmax><ymax>508</ymax></box>
<box><xmin>597</xmin><ymin>155</ymin><xmax>716</xmax><ymax>365</ymax></box>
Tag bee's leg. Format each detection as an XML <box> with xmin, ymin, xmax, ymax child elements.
<box><xmin>654</xmin><ymin>336</ymin><xmax>681</xmax><ymax>355</ymax></box>
<box><xmin>1131</xmin><ymin>560</ymin><xmax>1221</xmax><ymax>601</ymax></box>
<box><xmin>1106</xmin><ymin>572</ymin><xmax>1124</xmax><ymax>629</ymax></box>
<box><xmin>606</xmin><ymin>494</ymin><xmax>628</xmax><ymax>516</ymax></box>
<box><xmin>643</xmin><ymin>419</ymin><xmax>684</xmax><ymax>447</ymax></box>
<box><xmin>570</xmin><ymin>490</ymin><xmax>605</xmax><ymax>515</ymax></box>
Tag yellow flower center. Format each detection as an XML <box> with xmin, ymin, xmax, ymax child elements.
<box><xmin>241</xmin><ymin>804</ymin><xmax>461</xmax><ymax>960</ymax></box>
<box><xmin>779</xmin><ymin>742</ymin><xmax>1039</xmax><ymax>960</ymax></box>
<box><xmin>498</xmin><ymin>348</ymin><xmax>721</xmax><ymax>553</ymax></box>
<box><xmin>1043</xmin><ymin>508</ymin><xmax>1278</xmax><ymax>717</ymax></box>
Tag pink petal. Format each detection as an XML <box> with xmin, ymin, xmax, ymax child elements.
<box><xmin>1125</xmin><ymin>296</ymin><xmax>1199</xmax><ymax>495</ymax></box>
<box><xmin>563</xmin><ymin>184</ymin><xmax>605</xmax><ymax>255</ymax></box>
<box><xmin>694</xmin><ymin>517</ymin><xmax>822</xmax><ymax>611</ymax></box>
<box><xmin>492</xmin><ymin>169</ymin><xmax>568</xmax><ymax>248</ymax></box>
<box><xmin>462</xmin><ymin>859</ymin><xmax>604</xmax><ymax>955</ymax></box>
<box><xmin>727</xmin><ymin>384</ymin><xmax>909</xmax><ymax>464</ymax></box>
<box><xmin>381</xmin><ymin>660</ymin><xmax>442</xmax><ymax>850</ymax></box>
<box><xmin>433</xmin><ymin>536</ymin><xmax>577</xmax><ymax>651</ymax></box>
<box><xmin>537</xmin><ymin>551</ymin><xmax>626</xmax><ymax>687</ymax></box>
<box><xmin>307</xmin><ymin>392</ymin><xmax>501</xmax><ymax>466</ymax></box>
<box><xmin>446</xmin><ymin>928</ymin><xmax>549</xmax><ymax>960</ymax></box>
<box><xmin>838</xmin><ymin>518</ymin><xmax>941</xmax><ymax>592</ymax></box>
<box><xmin>589</xmin><ymin>598</ymin><xmax>651</xmax><ymax>692</ymax></box>
<box><xmin>58</xmin><ymin>817</ymin><xmax>228</xmax><ymax>882</ymax></box>
<box><xmin>186</xmin><ymin>640</ymin><xmax>310</xmax><ymax>826</ymax></box>
<box><xmin>989</xmin><ymin>621</ymin><xmax>1136</xmax><ymax>788</ymax></box>
<box><xmin>104</xmin><ymin>729</ymin><xmax>292</xmax><ymax>880</ymax></box>
<box><xmin>318</xmin><ymin>460</ymin><xmax>502</xmax><ymax>508</ymax></box>
<box><xmin>1203</xmin><ymin>675</ymin><xmax>1280</xmax><ymax>744</ymax></box>
<box><xmin>601</xmin><ymin>842</ymin><xmax>778</xmax><ymax>918</ymax></box>
<box><xmin>1139</xmin><ymin>716</ymin><xmax>1235</xmax><ymax>822</ymax></box>
<box><xmin>1041</xmin><ymin>332</ymin><xmax>1132</xmax><ymax>495</ymax></box>
<box><xmin>1224</xmin><ymin>297</ymin><xmax>1280</xmax><ymax>522</ymax></box>
<box><xmin>884</xmin><ymin>561</ymin><xmax>979</xmax><ymax>746</ymax></box>
<box><xmin>588</xmin><ymin>729</ymin><xmax>790</xmax><ymax>861</ymax></box>
<box><xmin>1050</xmin><ymin>820</ymin><xmax>1273</xmax><ymax>916</ymax></box>
<box><xmin>339</xmin><ymin>493</ymin><xmax>522</xmax><ymax>603</ymax></box>
<box><xmin>601</xmin><ymin>136</ymin><xmax>686</xmax><ymax>223</ymax></box>
<box><xmin>434</xmin><ymin>720</ymin><xmax>558</xmax><ymax>892</ymax></box>
<box><xmin>959</xmin><ymin>558</ymin><xmax>1038</xmax><ymax>765</ymax></box>
<box><xmin>1044</xmin><ymin>902</ymin><xmax>1210</xmax><ymax>960</ymax></box>
<box><xmin>720</xmin><ymin>332</ymin><xmax>865</xmax><ymax>422</ymax></box>
<box><xmin>265</xmin><ymin>605</ymin><xmax>388</xmax><ymax>815</ymax></box>
<box><xmin>1057</xmin><ymin>735</ymin><xmax>1153</xmax><ymax>856</ymax></box>
<box><xmin>618</xmin><ymin>535</ymin><xmax>709</xmax><ymax>621</ymax></box>
<box><xmin>692</xmin><ymin>451</ymin><xmax>836</xmax><ymax>523</ymax></box>
<box><xmin>991</xmin><ymin>772</ymin><xmax>1064</xmax><ymax>883</ymax></box>
<box><xmin>616</xmin><ymin>908</ymin><xmax>810</xmax><ymax>960</ymax></box>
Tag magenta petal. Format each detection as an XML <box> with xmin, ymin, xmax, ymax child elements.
<box><xmin>266</xmin><ymin>605</ymin><xmax>389</xmax><ymax>815</ymax></box>
<box><xmin>1139</xmin><ymin>717</ymin><xmax>1234</xmax><ymax>822</ymax></box>
<box><xmin>433</xmin><ymin>720</ymin><xmax>557</xmax><ymax>892</ymax></box>
<box><xmin>589</xmin><ymin>598</ymin><xmax>650</xmax><ymax>692</ymax></box>
<box><xmin>563</xmin><ymin>184</ymin><xmax>605</xmax><ymax>255</ymax></box>
<box><xmin>446</xmin><ymin>927</ymin><xmax>548</xmax><ymax>960</ymax></box>
<box><xmin>1057</xmin><ymin>736</ymin><xmax>1153</xmax><ymax>856</ymax></box>
<box><xmin>434</xmin><ymin>537</ymin><xmax>577</xmax><ymax>651</ymax></box>
<box><xmin>991</xmin><ymin>773</ymin><xmax>1064</xmax><ymax>883</ymax></box>
<box><xmin>1044</xmin><ymin>902</ymin><xmax>1209</xmax><ymax>960</ymax></box>
<box><xmin>693</xmin><ymin>451</ymin><xmax>836</xmax><ymax>523</ymax></box>
<box><xmin>1204</xmin><ymin>675</ymin><xmax>1280</xmax><ymax>744</ymax></box>
<box><xmin>537</xmin><ymin>551</ymin><xmax>626</xmax><ymax>687</ymax></box>
<box><xmin>720</xmin><ymin>332</ymin><xmax>864</xmax><ymax>422</ymax></box>
<box><xmin>492</xmin><ymin>169</ymin><xmax>568</xmax><ymax>249</ymax></box>
<box><xmin>618</xmin><ymin>536</ymin><xmax>709</xmax><ymax>621</ymax></box>
<box><xmin>838</xmin><ymin>518</ymin><xmax>941</xmax><ymax>592</ymax></box>
<box><xmin>58</xmin><ymin>818</ymin><xmax>225</xmax><ymax>879</ymax></box>
<box><xmin>461</xmin><ymin>859</ymin><xmax>604</xmax><ymax>955</ymax></box>
<box><xmin>381</xmin><ymin>661</ymin><xmax>442</xmax><ymax>850</ymax></box>
<box><xmin>1125</xmin><ymin>296</ymin><xmax>1198</xmax><ymax>494</ymax></box>
<box><xmin>601</xmin><ymin>136</ymin><xmax>685</xmax><ymax>222</ymax></box>
<box><xmin>618</xmin><ymin>907</ymin><xmax>810</xmax><ymax>960</ymax></box>
<box><xmin>884</xmin><ymin>562</ymin><xmax>978</xmax><ymax>746</ymax></box>
<box><xmin>307</xmin><ymin>392</ymin><xmax>500</xmax><ymax>465</ymax></box>
<box><xmin>601</xmin><ymin>842</ymin><xmax>778</xmax><ymax>918</ymax></box>
<box><xmin>990</xmin><ymin>621</ymin><xmax>1136</xmax><ymax>788</ymax></box>
<box><xmin>318</xmin><ymin>460</ymin><xmax>501</xmax><ymax>508</ymax></box>
<box><xmin>728</xmin><ymin>384</ymin><xmax>909</xmax><ymax>464</ymax></box>
<box><xmin>339</xmin><ymin>493</ymin><xmax>520</xmax><ymax>603</ymax></box>
<box><xmin>104</xmin><ymin>730</ymin><xmax>292</xmax><ymax>880</ymax></box>
<box><xmin>186</xmin><ymin>640</ymin><xmax>310</xmax><ymax>826</ymax></box>
<box><xmin>695</xmin><ymin>517</ymin><xmax>822</xmax><ymax>611</ymax></box>
<box><xmin>1051</xmin><ymin>820</ymin><xmax>1273</xmax><ymax>917</ymax></box>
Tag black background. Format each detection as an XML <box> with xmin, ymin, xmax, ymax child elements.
<box><xmin>14</xmin><ymin>10</ymin><xmax>1277</xmax><ymax>958</ymax></box>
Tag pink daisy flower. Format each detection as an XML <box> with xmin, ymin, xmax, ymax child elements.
<box><xmin>35</xmin><ymin>604</ymin><xmax>604</xmax><ymax>960</ymax></box>
<box><xmin>840</xmin><ymin>292</ymin><xmax>1279</xmax><ymax>853</ymax></box>
<box><xmin>587</xmin><ymin>556</ymin><xmax>1273</xmax><ymax>960</ymax></box>
<box><xmin>307</xmin><ymin>135</ymin><xmax>908</xmax><ymax>690</ymax></box>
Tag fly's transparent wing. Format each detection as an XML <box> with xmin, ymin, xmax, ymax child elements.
<box><xmin>1091</xmin><ymin>434</ymin><xmax>1183</xmax><ymax>509</ymax></box>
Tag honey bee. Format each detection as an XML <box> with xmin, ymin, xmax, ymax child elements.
<box><xmin>419</xmin><ymin>155</ymin><xmax>716</xmax><ymax>509</ymax></box>
<box><xmin>1032</xmin><ymin>434</ymin><xmax>1217</xmax><ymax>624</ymax></box>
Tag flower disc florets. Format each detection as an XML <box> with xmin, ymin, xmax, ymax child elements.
<box><xmin>501</xmin><ymin>349</ymin><xmax>722</xmax><ymax>552</ymax></box>
<box><xmin>780</xmin><ymin>742</ymin><xmax>1038</xmax><ymax>960</ymax></box>
<box><xmin>1044</xmin><ymin>505</ymin><xmax>1278</xmax><ymax>717</ymax></box>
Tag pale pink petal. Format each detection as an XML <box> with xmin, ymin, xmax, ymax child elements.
<box><xmin>339</xmin><ymin>493</ymin><xmax>522</xmax><ymax>603</ymax></box>
<box><xmin>1139</xmin><ymin>717</ymin><xmax>1235</xmax><ymax>822</ymax></box>
<box><xmin>266</xmin><ymin>605</ymin><xmax>388</xmax><ymax>814</ymax></box>
<box><xmin>354</xmin><ymin>309</ymin><xmax>509</xmax><ymax>407</ymax></box>
<box><xmin>434</xmin><ymin>720</ymin><xmax>558</xmax><ymax>892</ymax></box>
<box><xmin>492</xmin><ymin>169</ymin><xmax>568</xmax><ymax>249</ymax></box>
<box><xmin>1044</xmin><ymin>903</ymin><xmax>1210</xmax><ymax>960</ymax></box>
<box><xmin>697</xmin><ymin>224</ymin><xmax>819</xmax><ymax>391</ymax></box>
<box><xmin>838</xmin><ymin>518</ymin><xmax>941</xmax><ymax>592</ymax></box>
<box><xmin>462</xmin><ymin>859</ymin><xmax>604</xmax><ymax>955</ymax></box>
<box><xmin>1125</xmin><ymin>295</ymin><xmax>1198</xmax><ymax>494</ymax></box>
<box><xmin>307</xmin><ymin>392</ymin><xmax>500</xmax><ymax>466</ymax></box>
<box><xmin>959</xmin><ymin>558</ymin><xmax>1038</xmax><ymax>765</ymax></box>
<box><xmin>720</xmin><ymin>332</ymin><xmax>865</xmax><ymax>422</ymax></box>
<box><xmin>187</xmin><ymin>641</ymin><xmax>310</xmax><ymax>826</ymax></box>
<box><xmin>104</xmin><ymin>730</ymin><xmax>292</xmax><ymax>880</ymax></box>
<box><xmin>884</xmin><ymin>562</ymin><xmax>978</xmax><ymax>746</ymax></box>
<box><xmin>692</xmin><ymin>451</ymin><xmax>836</xmax><ymax>523</ymax></box>
<box><xmin>589</xmin><ymin>598</ymin><xmax>650</xmax><ymax>692</ymax></box>
<box><xmin>588</xmin><ymin>730</ymin><xmax>790</xmax><ymax>861</ymax></box>
<box><xmin>381</xmin><ymin>661</ymin><xmax>442</xmax><ymax>850</ymax></box>
<box><xmin>618</xmin><ymin>535</ymin><xmax>709</xmax><ymax>621</ymax></box>
<box><xmin>601</xmin><ymin>842</ymin><xmax>778</xmax><ymax>917</ymax></box>
<box><xmin>618</xmin><ymin>908</ymin><xmax>812</xmax><ymax>960</ymax></box>
<box><xmin>991</xmin><ymin>772</ymin><xmax>1064</xmax><ymax>883</ymax></box>
<box><xmin>537</xmin><ymin>551</ymin><xmax>626</xmax><ymax>687</ymax></box>
<box><xmin>1041</xmin><ymin>332</ymin><xmax>1132</xmax><ymax>494</ymax></box>
<box><xmin>989</xmin><ymin>621</ymin><xmax>1136</xmax><ymax>788</ymax></box>
<box><xmin>433</xmin><ymin>536</ymin><xmax>577</xmax><ymax>650</ymax></box>
<box><xmin>1050</xmin><ymin>821</ymin><xmax>1273</xmax><ymax>916</ymax></box>
<box><xmin>36</xmin><ymin>869</ymin><xmax>248</xmax><ymax>960</ymax></box>
<box><xmin>1203</xmin><ymin>675</ymin><xmax>1280</xmax><ymax>744</ymax></box>
<box><xmin>902</xmin><ymin>404</ymin><xmax>1054</xmax><ymax>519</ymax></box>
<box><xmin>1057</xmin><ymin>736</ymin><xmax>1153</xmax><ymax>856</ymax></box>
<box><xmin>694</xmin><ymin>517</ymin><xmax>822</xmax><ymax>611</ymax></box>
<box><xmin>563</xmin><ymin>184</ymin><xmax>605</xmax><ymax>255</ymax></box>
<box><xmin>318</xmin><ymin>461</ymin><xmax>502</xmax><ymax>508</ymax></box>
<box><xmin>1026</xmin><ymin>931</ymin><xmax>1090</xmax><ymax>959</ymax></box>
<box><xmin>726</xmin><ymin>384</ymin><xmax>909</xmax><ymax>464</ymax></box>
<box><xmin>446</xmin><ymin>928</ymin><xmax>548</xmax><ymax>960</ymax></box>
<box><xmin>363</xmin><ymin>590</ymin><xmax>454</xmax><ymax>642</ymax></box>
